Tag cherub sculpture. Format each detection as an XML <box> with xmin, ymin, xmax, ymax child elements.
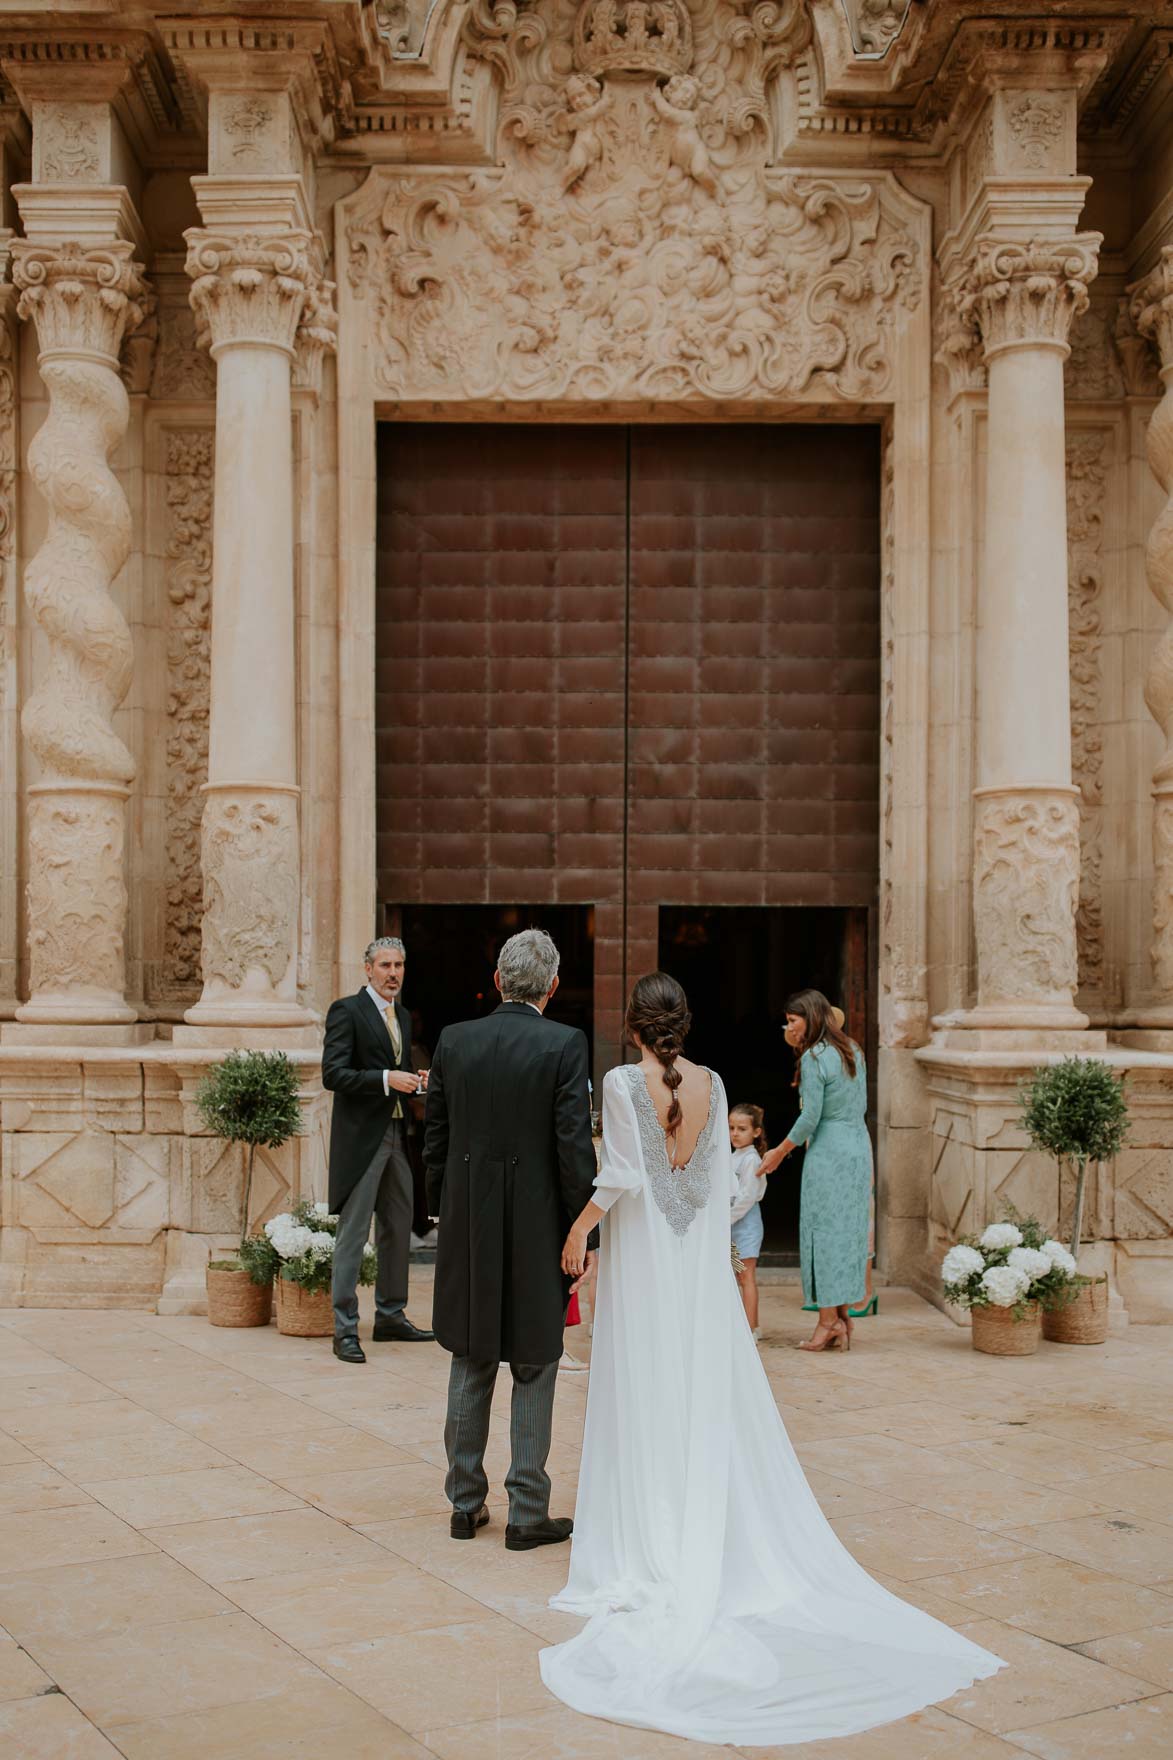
<box><xmin>562</xmin><ymin>73</ymin><xmax>611</xmax><ymax>194</ymax></box>
<box><xmin>652</xmin><ymin>74</ymin><xmax>716</xmax><ymax>196</ymax></box>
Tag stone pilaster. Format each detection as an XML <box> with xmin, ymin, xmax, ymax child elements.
<box><xmin>10</xmin><ymin>238</ymin><xmax>146</xmax><ymax>1025</ymax></box>
<box><xmin>177</xmin><ymin>219</ymin><xmax>334</xmax><ymax>1032</ymax></box>
<box><xmin>1125</xmin><ymin>249</ymin><xmax>1173</xmax><ymax>1027</ymax></box>
<box><xmin>959</xmin><ymin>233</ymin><xmax>1100</xmax><ymax>1032</ymax></box>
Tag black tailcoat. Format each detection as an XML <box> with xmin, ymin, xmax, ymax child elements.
<box><xmin>322</xmin><ymin>990</ymin><xmax>415</xmax><ymax>1213</ymax></box>
<box><xmin>424</xmin><ymin>1002</ymin><xmax>597</xmax><ymax>1365</ymax></box>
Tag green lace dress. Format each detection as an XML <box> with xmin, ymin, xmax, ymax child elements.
<box><xmin>789</xmin><ymin>1040</ymin><xmax>872</xmax><ymax>1309</ymax></box>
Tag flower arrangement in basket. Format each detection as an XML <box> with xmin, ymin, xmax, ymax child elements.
<box><xmin>1018</xmin><ymin>1058</ymin><xmax>1129</xmax><ymax>1345</ymax></box>
<box><xmin>942</xmin><ymin>1213</ymin><xmax>1077</xmax><ymax>1356</ymax></box>
<box><xmin>196</xmin><ymin>1051</ymin><xmax>304</xmax><ymax>1328</ymax></box>
<box><xmin>264</xmin><ymin>1199</ymin><xmax>377</xmax><ymax>1336</ymax></box>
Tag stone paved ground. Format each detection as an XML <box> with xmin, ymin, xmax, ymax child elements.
<box><xmin>1</xmin><ymin>1277</ymin><xmax>1173</xmax><ymax>1760</ymax></box>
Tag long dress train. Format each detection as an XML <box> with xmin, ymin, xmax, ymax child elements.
<box><xmin>539</xmin><ymin>1064</ymin><xmax>1003</xmax><ymax>1748</ymax></box>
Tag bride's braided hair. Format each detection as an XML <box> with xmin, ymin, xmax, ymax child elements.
<box><xmin>625</xmin><ymin>971</ymin><xmax>692</xmax><ymax>1134</ymax></box>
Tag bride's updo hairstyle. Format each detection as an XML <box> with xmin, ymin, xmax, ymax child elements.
<box><xmin>625</xmin><ymin>971</ymin><xmax>692</xmax><ymax>1133</ymax></box>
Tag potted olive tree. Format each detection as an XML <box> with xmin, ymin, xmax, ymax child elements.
<box><xmin>1019</xmin><ymin>1057</ymin><xmax>1129</xmax><ymax>1345</ymax></box>
<box><xmin>196</xmin><ymin>1050</ymin><xmax>304</xmax><ymax>1328</ymax></box>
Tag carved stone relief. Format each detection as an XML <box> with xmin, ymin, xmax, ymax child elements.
<box><xmin>972</xmin><ymin>789</ymin><xmax>1081</xmax><ymax>1007</ymax></box>
<box><xmin>200</xmin><ymin>793</ymin><xmax>299</xmax><ymax>993</ymax></box>
<box><xmin>151</xmin><ymin>278</ymin><xmax>218</xmax><ymax>400</ymax></box>
<box><xmin>36</xmin><ymin>107</ymin><xmax>102</xmax><ymax>183</ymax></box>
<box><xmin>346</xmin><ymin>0</ymin><xmax>923</xmax><ymax>405</ymax></box>
<box><xmin>960</xmin><ymin>237</ymin><xmax>1099</xmax><ymax>358</ymax></box>
<box><xmin>841</xmin><ymin>1</ymin><xmax>914</xmax><ymax>56</ymax></box>
<box><xmin>163</xmin><ymin>430</ymin><xmax>213</xmax><ymax>999</ymax></box>
<box><xmin>1004</xmin><ymin>92</ymin><xmax>1065</xmax><ymax>171</ymax></box>
<box><xmin>1065</xmin><ymin>296</ymin><xmax>1125</xmax><ymax>403</ymax></box>
<box><xmin>1066</xmin><ymin>429</ymin><xmax>1109</xmax><ymax>1000</ymax></box>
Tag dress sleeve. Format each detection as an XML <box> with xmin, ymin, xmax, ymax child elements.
<box><xmin>730</xmin><ymin>1149</ymin><xmax>763</xmax><ymax>1224</ymax></box>
<box><xmin>592</xmin><ymin>1069</ymin><xmax>644</xmax><ymax>1214</ymax></box>
<box><xmin>789</xmin><ymin>1048</ymin><xmax>828</xmax><ymax>1148</ymax></box>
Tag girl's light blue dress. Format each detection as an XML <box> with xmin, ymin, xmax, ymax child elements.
<box><xmin>789</xmin><ymin>1040</ymin><xmax>872</xmax><ymax>1308</ymax></box>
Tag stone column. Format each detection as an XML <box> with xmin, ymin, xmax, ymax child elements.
<box><xmin>179</xmin><ymin>222</ymin><xmax>322</xmax><ymax>1030</ymax></box>
<box><xmin>1126</xmin><ymin>250</ymin><xmax>1173</xmax><ymax>1027</ymax></box>
<box><xmin>10</xmin><ymin>234</ymin><xmax>146</xmax><ymax>1025</ymax></box>
<box><xmin>963</xmin><ymin>235</ymin><xmax>1099</xmax><ymax>1032</ymax></box>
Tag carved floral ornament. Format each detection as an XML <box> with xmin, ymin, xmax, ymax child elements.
<box><xmin>346</xmin><ymin>0</ymin><xmax>923</xmax><ymax>405</ymax></box>
<box><xmin>954</xmin><ymin>236</ymin><xmax>1101</xmax><ymax>360</ymax></box>
<box><xmin>184</xmin><ymin>230</ymin><xmax>337</xmax><ymax>361</ymax></box>
<box><xmin>12</xmin><ymin>241</ymin><xmax>146</xmax><ymax>365</ymax></box>
<box><xmin>973</xmin><ymin>789</ymin><xmax>1081</xmax><ymax>1007</ymax></box>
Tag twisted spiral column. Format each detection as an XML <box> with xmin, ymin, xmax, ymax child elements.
<box><xmin>960</xmin><ymin>235</ymin><xmax>1099</xmax><ymax>1029</ymax></box>
<box><xmin>11</xmin><ymin>241</ymin><xmax>144</xmax><ymax>1023</ymax></box>
<box><xmin>1128</xmin><ymin>251</ymin><xmax>1173</xmax><ymax>1013</ymax></box>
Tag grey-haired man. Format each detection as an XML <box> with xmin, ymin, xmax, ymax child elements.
<box><xmin>322</xmin><ymin>937</ymin><xmax>435</xmax><ymax>1364</ymax></box>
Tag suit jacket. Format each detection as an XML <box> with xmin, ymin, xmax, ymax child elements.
<box><xmin>424</xmin><ymin>1002</ymin><xmax>597</xmax><ymax>1365</ymax></box>
<box><xmin>322</xmin><ymin>990</ymin><xmax>415</xmax><ymax>1213</ymax></box>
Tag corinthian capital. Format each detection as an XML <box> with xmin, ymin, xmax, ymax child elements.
<box><xmin>11</xmin><ymin>240</ymin><xmax>146</xmax><ymax>364</ymax></box>
<box><xmin>1128</xmin><ymin>247</ymin><xmax>1173</xmax><ymax>373</ymax></box>
<box><xmin>184</xmin><ymin>228</ymin><xmax>316</xmax><ymax>356</ymax></box>
<box><xmin>961</xmin><ymin>235</ymin><xmax>1100</xmax><ymax>358</ymax></box>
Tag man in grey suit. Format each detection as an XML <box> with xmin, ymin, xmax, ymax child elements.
<box><xmin>424</xmin><ymin>928</ymin><xmax>597</xmax><ymax>1550</ymax></box>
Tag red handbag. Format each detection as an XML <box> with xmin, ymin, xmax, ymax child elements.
<box><xmin>565</xmin><ymin>1291</ymin><xmax>582</xmax><ymax>1327</ymax></box>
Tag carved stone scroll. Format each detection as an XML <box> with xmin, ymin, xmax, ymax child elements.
<box><xmin>12</xmin><ymin>241</ymin><xmax>145</xmax><ymax>1022</ymax></box>
<box><xmin>973</xmin><ymin>789</ymin><xmax>1082</xmax><ymax>1008</ymax></box>
<box><xmin>200</xmin><ymin>793</ymin><xmax>299</xmax><ymax>994</ymax></box>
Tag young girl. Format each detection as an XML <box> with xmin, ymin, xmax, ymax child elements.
<box><xmin>729</xmin><ymin>1103</ymin><xmax>768</xmax><ymax>1339</ymax></box>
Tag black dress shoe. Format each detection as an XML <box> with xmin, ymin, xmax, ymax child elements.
<box><xmin>505</xmin><ymin>1516</ymin><xmax>573</xmax><ymax>1552</ymax></box>
<box><xmin>450</xmin><ymin>1504</ymin><xmax>490</xmax><ymax>1540</ymax></box>
<box><xmin>332</xmin><ymin>1336</ymin><xmax>366</xmax><ymax>1364</ymax></box>
<box><xmin>372</xmin><ymin>1316</ymin><xmax>435</xmax><ymax>1343</ymax></box>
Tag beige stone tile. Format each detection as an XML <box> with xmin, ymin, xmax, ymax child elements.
<box><xmin>802</xmin><ymin>1470</ymin><xmax>905</xmax><ymax>1521</ymax></box>
<box><xmin>84</xmin><ymin>1466</ymin><xmax>306</xmax><ymax>1528</ymax></box>
<box><xmin>286</xmin><ymin>1461</ymin><xmax>497</xmax><ymax>1525</ymax></box>
<box><xmin>424</xmin><ymin>1703</ymin><xmax>736</xmax><ymax>1758</ymax></box>
<box><xmin>2</xmin><ymin>1399</ymin><xmax>172</xmax><ymax>1448</ymax></box>
<box><xmin>1125</xmin><ymin>1438</ymin><xmax>1173</xmax><ymax>1470</ymax></box>
<box><xmin>219</xmin><ymin>1425</ymin><xmax>418</xmax><ymax>1482</ymax></box>
<box><xmin>868</xmin><ymin>1405</ymin><xmax>1019</xmax><ymax>1447</ymax></box>
<box><xmin>0</xmin><ymin>1343</ymin><xmax>76</xmax><ymax>1379</ymax></box>
<box><xmin>155</xmin><ymin>1389</ymin><xmax>340</xmax><ymax>1440</ymax></box>
<box><xmin>923</xmin><ymin>1553</ymin><xmax>1173</xmax><ymax>1645</ymax></box>
<box><xmin>0</xmin><ymin>1435</ymin><xmax>34</xmax><ymax>1468</ymax></box>
<box><xmin>1030</xmin><ymin>1410</ymin><xmax>1173</xmax><ymax>1457</ymax></box>
<box><xmin>871</xmin><ymin>1574</ymin><xmax>989</xmax><ymax>1629</ymax></box>
<box><xmin>1004</xmin><ymin>1513</ymin><xmax>1173</xmax><ymax>1588</ymax></box>
<box><xmin>0</xmin><ymin>1372</ymin><xmax>116</xmax><ymax>1414</ymax></box>
<box><xmin>1006</xmin><ymin>1692</ymin><xmax>1173</xmax><ymax>1758</ymax></box>
<box><xmin>1077</xmin><ymin>1467</ymin><xmax>1173</xmax><ymax>1524</ymax></box>
<box><xmin>940</xmin><ymin>1619</ymin><xmax>1157</xmax><ymax>1735</ymax></box>
<box><xmin>0</xmin><ymin>1637</ymin><xmax>51</xmax><ymax>1702</ymax></box>
<box><xmin>30</xmin><ymin>1611</ymin><xmax>321</xmax><ymax>1727</ymax></box>
<box><xmin>943</xmin><ymin>1432</ymin><xmax>1150</xmax><ymax>1488</ymax></box>
<box><xmin>35</xmin><ymin>1425</ymin><xmax>231</xmax><ymax>1483</ymax></box>
<box><xmin>1</xmin><ymin>1503</ymin><xmax>156</xmax><ymax>1574</ymax></box>
<box><xmin>891</xmin><ymin>1471</ymin><xmax>1113</xmax><ymax>1534</ymax></box>
<box><xmin>0</xmin><ymin>1461</ymin><xmax>94</xmax><ymax>1516</ymax></box>
<box><xmin>1075</xmin><ymin>1623</ymin><xmax>1173</xmax><ymax>1691</ymax></box>
<box><xmin>765</xmin><ymin>1403</ymin><xmax>881</xmax><ymax>1443</ymax></box>
<box><xmin>102</xmin><ymin>1369</ymin><xmax>265</xmax><ymax>1412</ymax></box>
<box><xmin>0</xmin><ymin>1553</ymin><xmax>233</xmax><ymax>1645</ymax></box>
<box><xmin>730</xmin><ymin>1707</ymin><xmax>1028</xmax><ymax>1760</ymax></box>
<box><xmin>226</xmin><ymin>1561</ymin><xmax>492</xmax><ymax>1649</ymax></box>
<box><xmin>110</xmin><ymin>1681</ymin><xmax>432</xmax><ymax>1760</ymax></box>
<box><xmin>315</xmin><ymin>1616</ymin><xmax>551</xmax><ymax>1733</ymax></box>
<box><xmin>829</xmin><ymin>1507</ymin><xmax>1037</xmax><ymax>1582</ymax></box>
<box><xmin>796</xmin><ymin>1436</ymin><xmax>964</xmax><ymax>1490</ymax></box>
<box><xmin>146</xmin><ymin>1508</ymin><xmax>395</xmax><ymax>1585</ymax></box>
<box><xmin>0</xmin><ymin>1693</ymin><xmax>125</xmax><ymax>1759</ymax></box>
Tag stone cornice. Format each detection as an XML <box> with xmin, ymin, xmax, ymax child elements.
<box><xmin>0</xmin><ymin>23</ymin><xmax>193</xmax><ymax>168</ymax></box>
<box><xmin>157</xmin><ymin>13</ymin><xmax>356</xmax><ymax>155</ymax></box>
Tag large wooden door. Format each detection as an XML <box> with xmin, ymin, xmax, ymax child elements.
<box><xmin>376</xmin><ymin>423</ymin><xmax>881</xmax><ymax>1080</ymax></box>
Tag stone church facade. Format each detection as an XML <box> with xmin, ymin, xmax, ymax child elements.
<box><xmin>0</xmin><ymin>0</ymin><xmax>1172</xmax><ymax>1319</ymax></box>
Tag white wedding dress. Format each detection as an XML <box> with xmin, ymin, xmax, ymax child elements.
<box><xmin>539</xmin><ymin>1064</ymin><xmax>1004</xmax><ymax>1747</ymax></box>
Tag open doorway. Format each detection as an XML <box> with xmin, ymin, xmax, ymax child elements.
<box><xmin>658</xmin><ymin>906</ymin><xmax>871</xmax><ymax>1262</ymax></box>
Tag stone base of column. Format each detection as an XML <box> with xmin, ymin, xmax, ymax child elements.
<box><xmin>171</xmin><ymin>1022</ymin><xmax>320</xmax><ymax>1050</ymax></box>
<box><xmin>930</xmin><ymin>1013</ymin><xmax>1104</xmax><ymax>1052</ymax></box>
<box><xmin>0</xmin><ymin>1022</ymin><xmax>155</xmax><ymax>1048</ymax></box>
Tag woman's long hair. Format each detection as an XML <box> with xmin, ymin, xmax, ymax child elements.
<box><xmin>625</xmin><ymin>971</ymin><xmax>691</xmax><ymax>1135</ymax></box>
<box><xmin>785</xmin><ymin>989</ymin><xmax>858</xmax><ymax>1083</ymax></box>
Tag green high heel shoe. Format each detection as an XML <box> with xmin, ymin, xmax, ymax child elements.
<box><xmin>801</xmin><ymin>1294</ymin><xmax>878</xmax><ymax>1318</ymax></box>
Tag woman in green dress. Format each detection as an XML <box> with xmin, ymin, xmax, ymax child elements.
<box><xmin>758</xmin><ymin>990</ymin><xmax>871</xmax><ymax>1353</ymax></box>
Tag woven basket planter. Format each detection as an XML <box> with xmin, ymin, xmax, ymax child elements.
<box><xmin>971</xmin><ymin>1300</ymin><xmax>1041</xmax><ymax>1356</ymax></box>
<box><xmin>1043</xmin><ymin>1277</ymin><xmax>1109</xmax><ymax>1345</ymax></box>
<box><xmin>275</xmin><ymin>1277</ymin><xmax>333</xmax><ymax>1337</ymax></box>
<box><xmin>206</xmin><ymin>1263</ymin><xmax>272</xmax><ymax>1329</ymax></box>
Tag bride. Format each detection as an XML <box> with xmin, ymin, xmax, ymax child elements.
<box><xmin>539</xmin><ymin>972</ymin><xmax>1003</xmax><ymax>1747</ymax></box>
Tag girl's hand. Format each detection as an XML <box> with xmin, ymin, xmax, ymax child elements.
<box><xmin>561</xmin><ymin>1224</ymin><xmax>590</xmax><ymax>1278</ymax></box>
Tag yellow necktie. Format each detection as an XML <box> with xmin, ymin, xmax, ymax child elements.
<box><xmin>385</xmin><ymin>1005</ymin><xmax>402</xmax><ymax>1061</ymax></box>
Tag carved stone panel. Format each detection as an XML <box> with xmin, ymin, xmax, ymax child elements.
<box><xmin>163</xmin><ymin>430</ymin><xmax>213</xmax><ymax>999</ymax></box>
<box><xmin>345</xmin><ymin>0</ymin><xmax>924</xmax><ymax>406</ymax></box>
<box><xmin>973</xmin><ymin>787</ymin><xmax>1081</xmax><ymax>1008</ymax></box>
<box><xmin>1067</xmin><ymin>430</ymin><xmax>1109</xmax><ymax>1002</ymax></box>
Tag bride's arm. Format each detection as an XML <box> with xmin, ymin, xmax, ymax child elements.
<box><xmin>560</xmin><ymin>1070</ymin><xmax>643</xmax><ymax>1277</ymax></box>
<box><xmin>561</xmin><ymin>1200</ymin><xmax>606</xmax><ymax>1278</ymax></box>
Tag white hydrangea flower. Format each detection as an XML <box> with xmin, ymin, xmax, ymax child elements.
<box><xmin>980</xmin><ymin>1264</ymin><xmax>1031</xmax><ymax>1307</ymax></box>
<box><xmin>269</xmin><ymin>1223</ymin><xmax>314</xmax><ymax>1260</ymax></box>
<box><xmin>264</xmin><ymin>1212</ymin><xmax>294</xmax><ymax>1239</ymax></box>
<box><xmin>1006</xmin><ymin>1246</ymin><xmax>1053</xmax><ymax>1284</ymax></box>
<box><xmin>979</xmin><ymin>1222</ymin><xmax>1024</xmax><ymax>1252</ymax></box>
<box><xmin>308</xmin><ymin>1231</ymin><xmax>335</xmax><ymax>1263</ymax></box>
<box><xmin>942</xmin><ymin>1244</ymin><xmax>985</xmax><ymax>1285</ymax></box>
<box><xmin>1040</xmin><ymin>1238</ymin><xmax>1077</xmax><ymax>1276</ymax></box>
<box><xmin>312</xmin><ymin>1201</ymin><xmax>330</xmax><ymax>1217</ymax></box>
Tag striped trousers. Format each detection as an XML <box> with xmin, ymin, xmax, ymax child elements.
<box><xmin>444</xmin><ymin>1355</ymin><xmax>559</xmax><ymax>1528</ymax></box>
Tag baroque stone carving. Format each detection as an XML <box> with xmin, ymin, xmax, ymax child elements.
<box><xmin>11</xmin><ymin>241</ymin><xmax>145</xmax><ymax>1018</ymax></box>
<box><xmin>164</xmin><ymin>430</ymin><xmax>213</xmax><ymax>996</ymax></box>
<box><xmin>973</xmin><ymin>790</ymin><xmax>1081</xmax><ymax>1007</ymax></box>
<box><xmin>1065</xmin><ymin>295</ymin><xmax>1125</xmax><ymax>402</ymax></box>
<box><xmin>961</xmin><ymin>236</ymin><xmax>1100</xmax><ymax>357</ymax></box>
<box><xmin>38</xmin><ymin>109</ymin><xmax>102</xmax><ymax>182</ymax></box>
<box><xmin>200</xmin><ymin>793</ymin><xmax>299</xmax><ymax>992</ymax></box>
<box><xmin>347</xmin><ymin>0</ymin><xmax>921</xmax><ymax>404</ymax></box>
<box><xmin>186</xmin><ymin>230</ymin><xmax>316</xmax><ymax>355</ymax></box>
<box><xmin>151</xmin><ymin>299</ymin><xmax>218</xmax><ymax>400</ymax></box>
<box><xmin>1067</xmin><ymin>430</ymin><xmax>1109</xmax><ymax>998</ymax></box>
<box><xmin>222</xmin><ymin>97</ymin><xmax>276</xmax><ymax>162</ymax></box>
<box><xmin>1127</xmin><ymin>248</ymin><xmax>1173</xmax><ymax>996</ymax></box>
<box><xmin>1005</xmin><ymin>92</ymin><xmax>1064</xmax><ymax>170</ymax></box>
<box><xmin>841</xmin><ymin>0</ymin><xmax>913</xmax><ymax>55</ymax></box>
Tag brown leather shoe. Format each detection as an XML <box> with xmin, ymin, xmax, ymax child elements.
<box><xmin>450</xmin><ymin>1504</ymin><xmax>490</xmax><ymax>1539</ymax></box>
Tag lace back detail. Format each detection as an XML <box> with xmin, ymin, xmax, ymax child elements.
<box><xmin>625</xmin><ymin>1064</ymin><xmax>718</xmax><ymax>1238</ymax></box>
